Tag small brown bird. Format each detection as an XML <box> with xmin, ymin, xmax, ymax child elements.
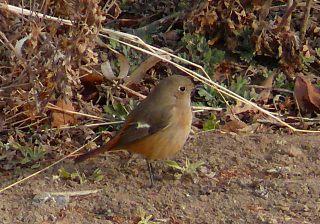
<box><xmin>74</xmin><ymin>75</ymin><xmax>194</xmax><ymax>186</ymax></box>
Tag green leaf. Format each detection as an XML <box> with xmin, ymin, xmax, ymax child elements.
<box><xmin>21</xmin><ymin>157</ymin><xmax>30</xmax><ymax>164</ymax></box>
<box><xmin>190</xmin><ymin>161</ymin><xmax>205</xmax><ymax>170</ymax></box>
<box><xmin>94</xmin><ymin>174</ymin><xmax>104</xmax><ymax>183</ymax></box>
<box><xmin>58</xmin><ymin>166</ymin><xmax>71</xmax><ymax>179</ymax></box>
<box><xmin>13</xmin><ymin>142</ymin><xmax>22</xmax><ymax>149</ymax></box>
<box><xmin>31</xmin><ymin>163</ymin><xmax>40</xmax><ymax>169</ymax></box>
<box><xmin>202</xmin><ymin>114</ymin><xmax>218</xmax><ymax>131</ymax></box>
<box><xmin>166</xmin><ymin>160</ymin><xmax>182</xmax><ymax>169</ymax></box>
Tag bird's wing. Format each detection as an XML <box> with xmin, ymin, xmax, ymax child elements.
<box><xmin>112</xmin><ymin>104</ymin><xmax>175</xmax><ymax>149</ymax></box>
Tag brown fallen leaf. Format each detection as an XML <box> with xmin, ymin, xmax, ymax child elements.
<box><xmin>213</xmin><ymin>60</ymin><xmax>231</xmax><ymax>82</ymax></box>
<box><xmin>51</xmin><ymin>97</ymin><xmax>77</xmax><ymax>127</ymax></box>
<box><xmin>294</xmin><ymin>76</ymin><xmax>320</xmax><ymax>115</ymax></box>
<box><xmin>162</xmin><ymin>30</ymin><xmax>180</xmax><ymax>42</ymax></box>
<box><xmin>96</xmin><ymin>37</ymin><xmax>130</xmax><ymax>80</ymax></box>
<box><xmin>222</xmin><ymin>120</ymin><xmax>247</xmax><ymax>133</ymax></box>
<box><xmin>229</xmin><ymin>100</ymin><xmax>259</xmax><ymax>115</ymax></box>
<box><xmin>124</xmin><ymin>50</ymin><xmax>172</xmax><ymax>85</ymax></box>
<box><xmin>257</xmin><ymin>73</ymin><xmax>275</xmax><ymax>104</ymax></box>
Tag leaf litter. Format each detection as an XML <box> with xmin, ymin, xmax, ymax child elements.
<box><xmin>0</xmin><ymin>0</ymin><xmax>320</xmax><ymax>223</ymax></box>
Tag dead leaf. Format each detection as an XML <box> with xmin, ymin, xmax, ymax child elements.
<box><xmin>96</xmin><ymin>37</ymin><xmax>129</xmax><ymax>80</ymax></box>
<box><xmin>294</xmin><ymin>76</ymin><xmax>320</xmax><ymax>115</ymax></box>
<box><xmin>101</xmin><ymin>60</ymin><xmax>116</xmax><ymax>80</ymax></box>
<box><xmin>162</xmin><ymin>30</ymin><xmax>179</xmax><ymax>41</ymax></box>
<box><xmin>104</xmin><ymin>0</ymin><xmax>121</xmax><ymax>19</ymax></box>
<box><xmin>51</xmin><ymin>97</ymin><xmax>77</xmax><ymax>127</ymax></box>
<box><xmin>222</xmin><ymin>120</ymin><xmax>247</xmax><ymax>133</ymax></box>
<box><xmin>23</xmin><ymin>103</ymin><xmax>37</xmax><ymax>119</ymax></box>
<box><xmin>80</xmin><ymin>72</ymin><xmax>103</xmax><ymax>84</ymax></box>
<box><xmin>187</xmin><ymin>1</ymin><xmax>218</xmax><ymax>33</ymax></box>
<box><xmin>238</xmin><ymin>123</ymin><xmax>260</xmax><ymax>133</ymax></box>
<box><xmin>257</xmin><ymin>73</ymin><xmax>275</xmax><ymax>104</ymax></box>
<box><xmin>213</xmin><ymin>60</ymin><xmax>231</xmax><ymax>82</ymax></box>
<box><xmin>125</xmin><ymin>50</ymin><xmax>172</xmax><ymax>85</ymax></box>
<box><xmin>14</xmin><ymin>35</ymin><xmax>31</xmax><ymax>59</ymax></box>
<box><xmin>229</xmin><ymin>100</ymin><xmax>259</xmax><ymax>115</ymax></box>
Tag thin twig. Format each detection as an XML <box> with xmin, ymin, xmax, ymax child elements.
<box><xmin>273</xmin><ymin>0</ymin><xmax>298</xmax><ymax>35</ymax></box>
<box><xmin>46</xmin><ymin>103</ymin><xmax>105</xmax><ymax>121</ymax></box>
<box><xmin>245</xmin><ymin>85</ymin><xmax>294</xmax><ymax>94</ymax></box>
<box><xmin>300</xmin><ymin>0</ymin><xmax>313</xmax><ymax>40</ymax></box>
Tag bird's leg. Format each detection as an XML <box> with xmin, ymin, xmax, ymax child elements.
<box><xmin>147</xmin><ymin>161</ymin><xmax>155</xmax><ymax>187</ymax></box>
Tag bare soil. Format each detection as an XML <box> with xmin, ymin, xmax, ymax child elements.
<box><xmin>1</xmin><ymin>131</ymin><xmax>320</xmax><ymax>224</ymax></box>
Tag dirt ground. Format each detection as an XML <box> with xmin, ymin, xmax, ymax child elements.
<box><xmin>1</xmin><ymin>131</ymin><xmax>320</xmax><ymax>224</ymax></box>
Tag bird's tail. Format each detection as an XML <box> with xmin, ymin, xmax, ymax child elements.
<box><xmin>74</xmin><ymin>135</ymin><xmax>120</xmax><ymax>164</ymax></box>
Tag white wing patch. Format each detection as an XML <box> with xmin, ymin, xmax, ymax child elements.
<box><xmin>136</xmin><ymin>122</ymin><xmax>151</xmax><ymax>129</ymax></box>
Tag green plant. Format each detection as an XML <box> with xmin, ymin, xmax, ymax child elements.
<box><xmin>275</xmin><ymin>139</ymin><xmax>287</xmax><ymax>145</ymax></box>
<box><xmin>137</xmin><ymin>207</ymin><xmax>168</xmax><ymax>224</ymax></box>
<box><xmin>195</xmin><ymin>84</ymin><xmax>227</xmax><ymax>107</ymax></box>
<box><xmin>202</xmin><ymin>114</ymin><xmax>218</xmax><ymax>131</ymax></box>
<box><xmin>195</xmin><ymin>74</ymin><xmax>251</xmax><ymax>108</ymax></box>
<box><xmin>13</xmin><ymin>142</ymin><xmax>47</xmax><ymax>168</ymax></box>
<box><xmin>74</xmin><ymin>170</ymin><xmax>88</xmax><ymax>184</ymax></box>
<box><xmin>166</xmin><ymin>158</ymin><xmax>205</xmax><ymax>179</ymax></box>
<box><xmin>88</xmin><ymin>168</ymin><xmax>104</xmax><ymax>182</ymax></box>
<box><xmin>0</xmin><ymin>141</ymin><xmax>10</xmax><ymax>161</ymax></box>
<box><xmin>229</xmin><ymin>75</ymin><xmax>249</xmax><ymax>96</ymax></box>
<box><xmin>232</xmin><ymin>26</ymin><xmax>255</xmax><ymax>62</ymax></box>
<box><xmin>178</xmin><ymin>32</ymin><xmax>225</xmax><ymax>77</ymax></box>
<box><xmin>103</xmin><ymin>98</ymin><xmax>136</xmax><ymax>121</ymax></box>
<box><xmin>300</xmin><ymin>54</ymin><xmax>316</xmax><ymax>67</ymax></box>
<box><xmin>0</xmin><ymin>141</ymin><xmax>10</xmax><ymax>149</ymax></box>
<box><xmin>58</xmin><ymin>167</ymin><xmax>104</xmax><ymax>184</ymax></box>
<box><xmin>196</xmin><ymin>85</ymin><xmax>216</xmax><ymax>107</ymax></box>
<box><xmin>315</xmin><ymin>48</ymin><xmax>320</xmax><ymax>57</ymax></box>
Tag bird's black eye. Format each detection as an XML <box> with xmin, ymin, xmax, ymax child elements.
<box><xmin>179</xmin><ymin>86</ymin><xmax>186</xmax><ymax>92</ymax></box>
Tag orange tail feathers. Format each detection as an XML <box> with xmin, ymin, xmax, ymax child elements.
<box><xmin>74</xmin><ymin>134</ymin><xmax>120</xmax><ymax>164</ymax></box>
